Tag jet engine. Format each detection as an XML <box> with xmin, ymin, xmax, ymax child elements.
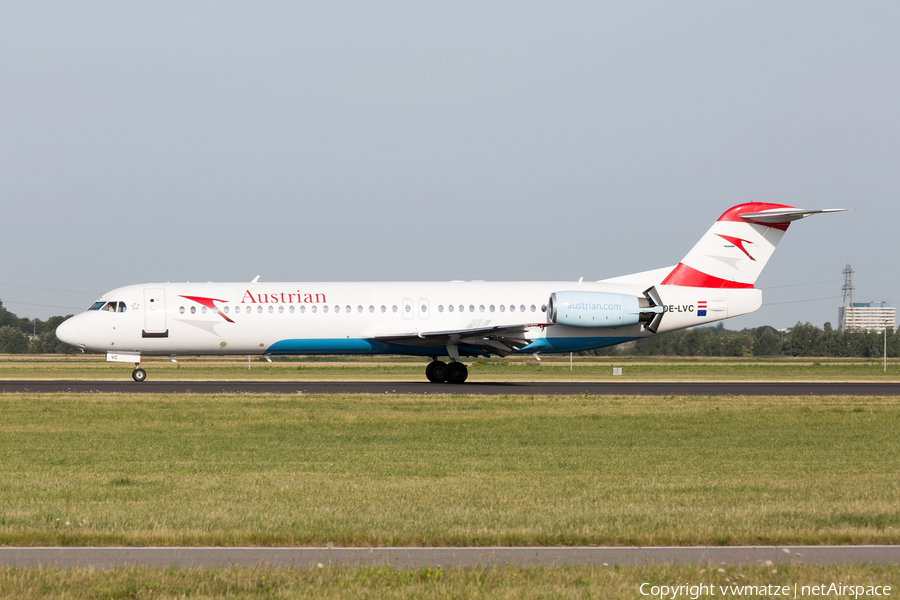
<box><xmin>548</xmin><ymin>289</ymin><xmax>664</xmax><ymax>329</ymax></box>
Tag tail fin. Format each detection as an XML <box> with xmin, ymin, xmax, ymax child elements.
<box><xmin>661</xmin><ymin>203</ymin><xmax>845</xmax><ymax>289</ymax></box>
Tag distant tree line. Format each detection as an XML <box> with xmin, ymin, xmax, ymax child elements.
<box><xmin>585</xmin><ymin>322</ymin><xmax>899</xmax><ymax>358</ymax></box>
<box><xmin>0</xmin><ymin>300</ymin><xmax>75</xmax><ymax>354</ymax></box>
<box><xmin>0</xmin><ymin>299</ymin><xmax>896</xmax><ymax>357</ymax></box>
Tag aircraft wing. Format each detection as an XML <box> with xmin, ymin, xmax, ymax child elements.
<box><xmin>375</xmin><ymin>323</ymin><xmax>552</xmax><ymax>357</ymax></box>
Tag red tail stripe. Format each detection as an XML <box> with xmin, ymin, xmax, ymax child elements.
<box><xmin>716</xmin><ymin>202</ymin><xmax>794</xmax><ymax>232</ymax></box>
<box><xmin>661</xmin><ymin>263</ymin><xmax>755</xmax><ymax>289</ymax></box>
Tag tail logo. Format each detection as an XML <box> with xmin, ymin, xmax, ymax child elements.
<box><xmin>716</xmin><ymin>234</ymin><xmax>756</xmax><ymax>261</ymax></box>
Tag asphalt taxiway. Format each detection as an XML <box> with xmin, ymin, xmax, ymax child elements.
<box><xmin>1</xmin><ymin>380</ymin><xmax>899</xmax><ymax>395</ymax></box>
<box><xmin>1</xmin><ymin>546</ymin><xmax>898</xmax><ymax>568</ymax></box>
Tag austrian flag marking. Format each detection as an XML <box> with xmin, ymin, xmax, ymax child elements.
<box><xmin>697</xmin><ymin>301</ymin><xmax>707</xmax><ymax>317</ymax></box>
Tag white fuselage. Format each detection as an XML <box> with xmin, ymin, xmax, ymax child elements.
<box><xmin>56</xmin><ymin>279</ymin><xmax>760</xmax><ymax>359</ymax></box>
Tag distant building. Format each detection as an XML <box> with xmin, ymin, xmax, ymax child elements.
<box><xmin>839</xmin><ymin>302</ymin><xmax>896</xmax><ymax>332</ymax></box>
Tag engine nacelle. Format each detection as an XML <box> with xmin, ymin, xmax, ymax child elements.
<box><xmin>548</xmin><ymin>291</ymin><xmax>656</xmax><ymax>328</ymax></box>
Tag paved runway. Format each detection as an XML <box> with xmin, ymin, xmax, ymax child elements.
<box><xmin>2</xmin><ymin>546</ymin><xmax>898</xmax><ymax>568</ymax></box>
<box><xmin>1</xmin><ymin>380</ymin><xmax>899</xmax><ymax>395</ymax></box>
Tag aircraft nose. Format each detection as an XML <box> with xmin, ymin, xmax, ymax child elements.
<box><xmin>55</xmin><ymin>316</ymin><xmax>84</xmax><ymax>350</ymax></box>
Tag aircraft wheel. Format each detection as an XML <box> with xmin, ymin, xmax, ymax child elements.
<box><xmin>446</xmin><ymin>362</ymin><xmax>468</xmax><ymax>384</ymax></box>
<box><xmin>132</xmin><ymin>368</ymin><xmax>147</xmax><ymax>382</ymax></box>
<box><xmin>426</xmin><ymin>360</ymin><xmax>448</xmax><ymax>383</ymax></box>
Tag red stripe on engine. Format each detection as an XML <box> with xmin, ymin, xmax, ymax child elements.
<box><xmin>661</xmin><ymin>264</ymin><xmax>755</xmax><ymax>289</ymax></box>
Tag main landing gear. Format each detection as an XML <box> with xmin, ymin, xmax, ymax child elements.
<box><xmin>425</xmin><ymin>360</ymin><xmax>468</xmax><ymax>384</ymax></box>
<box><xmin>132</xmin><ymin>366</ymin><xmax>147</xmax><ymax>382</ymax></box>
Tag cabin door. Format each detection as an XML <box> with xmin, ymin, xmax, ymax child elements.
<box><xmin>143</xmin><ymin>289</ymin><xmax>167</xmax><ymax>334</ymax></box>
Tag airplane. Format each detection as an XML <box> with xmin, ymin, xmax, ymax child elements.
<box><xmin>56</xmin><ymin>202</ymin><xmax>844</xmax><ymax>383</ymax></box>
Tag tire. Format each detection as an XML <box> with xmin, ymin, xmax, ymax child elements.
<box><xmin>425</xmin><ymin>361</ymin><xmax>448</xmax><ymax>383</ymax></box>
<box><xmin>132</xmin><ymin>368</ymin><xmax>147</xmax><ymax>382</ymax></box>
<box><xmin>446</xmin><ymin>362</ymin><xmax>468</xmax><ymax>384</ymax></box>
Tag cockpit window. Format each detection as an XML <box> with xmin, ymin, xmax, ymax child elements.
<box><xmin>90</xmin><ymin>301</ymin><xmax>127</xmax><ymax>312</ymax></box>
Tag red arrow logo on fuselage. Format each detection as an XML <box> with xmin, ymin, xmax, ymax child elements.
<box><xmin>716</xmin><ymin>234</ymin><xmax>756</xmax><ymax>261</ymax></box>
<box><xmin>179</xmin><ymin>295</ymin><xmax>235</xmax><ymax>323</ymax></box>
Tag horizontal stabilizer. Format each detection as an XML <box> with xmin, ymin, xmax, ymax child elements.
<box><xmin>739</xmin><ymin>207</ymin><xmax>847</xmax><ymax>224</ymax></box>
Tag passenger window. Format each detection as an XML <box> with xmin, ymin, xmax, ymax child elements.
<box><xmin>268</xmin><ymin>306</ymin><xmax>274</xmax><ymax>313</ymax></box>
<box><xmin>392</xmin><ymin>305</ymin><xmax>398</xmax><ymax>313</ymax></box>
<box><xmin>438</xmin><ymin>305</ymin><xmax>444</xmax><ymax>313</ymax></box>
<box><xmin>405</xmin><ymin>305</ymin><xmax>411</xmax><ymax>313</ymax></box>
<box><xmin>311</xmin><ymin>306</ymin><xmax>317</xmax><ymax>313</ymax></box>
<box><xmin>448</xmin><ymin>305</ymin><xmax>454</xmax><ymax>312</ymax></box>
<box><xmin>223</xmin><ymin>306</ymin><xmax>230</xmax><ymax>314</ymax></box>
<box><xmin>479</xmin><ymin>305</ymin><xmax>485</xmax><ymax>312</ymax></box>
<box><xmin>246</xmin><ymin>306</ymin><xmax>251</xmax><ymax>314</ymax></box>
<box><xmin>347</xmin><ymin>305</ymin><xmax>352</xmax><ymax>313</ymax></box>
<box><xmin>499</xmin><ymin>305</ymin><xmax>505</xmax><ymax>312</ymax></box>
<box><xmin>510</xmin><ymin>305</ymin><xmax>515</xmax><ymax>313</ymax></box>
<box><xmin>369</xmin><ymin>305</ymin><xmax>375</xmax><ymax>313</ymax></box>
<box><xmin>334</xmin><ymin>305</ymin><xmax>340</xmax><ymax>313</ymax></box>
<box><xmin>257</xmin><ymin>306</ymin><xmax>263</xmax><ymax>314</ymax></box>
<box><xmin>300</xmin><ymin>306</ymin><xmax>306</xmax><ymax>313</ymax></box>
<box><xmin>490</xmin><ymin>305</ymin><xmax>495</xmax><ymax>312</ymax></box>
<box><xmin>358</xmin><ymin>305</ymin><xmax>363</xmax><ymax>313</ymax></box>
<box><xmin>190</xmin><ymin>306</ymin><xmax>196</xmax><ymax>314</ymax></box>
<box><xmin>521</xmin><ymin>305</ymin><xmax>526</xmax><ymax>313</ymax></box>
<box><xmin>459</xmin><ymin>305</ymin><xmax>465</xmax><ymax>313</ymax></box>
<box><xmin>324</xmin><ymin>306</ymin><xmax>330</xmax><ymax>313</ymax></box>
<box><xmin>202</xmin><ymin>306</ymin><xmax>208</xmax><ymax>314</ymax></box>
<box><xmin>289</xmin><ymin>305</ymin><xmax>295</xmax><ymax>313</ymax></box>
<box><xmin>278</xmin><ymin>306</ymin><xmax>284</xmax><ymax>314</ymax></box>
<box><xmin>541</xmin><ymin>304</ymin><xmax>547</xmax><ymax>312</ymax></box>
<box><xmin>381</xmin><ymin>305</ymin><xmax>386</xmax><ymax>313</ymax></box>
<box><xmin>468</xmin><ymin>305</ymin><xmax>474</xmax><ymax>312</ymax></box>
<box><xmin>179</xmin><ymin>306</ymin><xmax>185</xmax><ymax>314</ymax></box>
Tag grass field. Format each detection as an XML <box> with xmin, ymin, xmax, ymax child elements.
<box><xmin>1</xmin><ymin>354</ymin><xmax>898</xmax><ymax>381</ymax></box>
<box><xmin>2</xmin><ymin>564</ymin><xmax>899</xmax><ymax>599</ymax></box>
<box><xmin>1</xmin><ymin>392</ymin><xmax>899</xmax><ymax>547</ymax></box>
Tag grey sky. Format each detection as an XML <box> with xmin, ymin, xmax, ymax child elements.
<box><xmin>2</xmin><ymin>2</ymin><xmax>898</xmax><ymax>330</ymax></box>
